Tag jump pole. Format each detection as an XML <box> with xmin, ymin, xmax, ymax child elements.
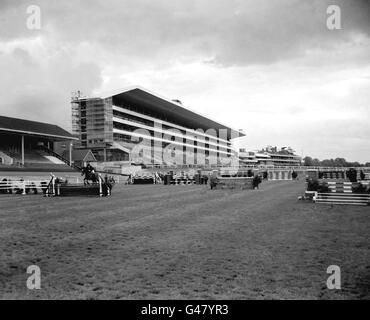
<box><xmin>99</xmin><ymin>174</ymin><xmax>103</xmax><ymax>197</ymax></box>
<box><xmin>51</xmin><ymin>174</ymin><xmax>56</xmax><ymax>197</ymax></box>
<box><xmin>22</xmin><ymin>180</ymin><xmax>26</xmax><ymax>195</ymax></box>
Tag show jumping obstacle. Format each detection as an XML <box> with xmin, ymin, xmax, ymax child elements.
<box><xmin>326</xmin><ymin>181</ymin><xmax>353</xmax><ymax>193</ymax></box>
<box><xmin>131</xmin><ymin>172</ymin><xmax>197</xmax><ymax>185</ymax></box>
<box><xmin>210</xmin><ymin>177</ymin><xmax>254</xmax><ymax>190</ymax></box>
<box><xmin>170</xmin><ymin>178</ymin><xmax>195</xmax><ymax>185</ymax></box>
<box><xmin>130</xmin><ymin>172</ymin><xmax>162</xmax><ymax>184</ymax></box>
<box><xmin>304</xmin><ymin>168</ymin><xmax>370</xmax><ymax>205</ymax></box>
<box><xmin>130</xmin><ymin>175</ymin><xmax>155</xmax><ymax>184</ymax></box>
<box><xmin>308</xmin><ymin>180</ymin><xmax>370</xmax><ymax>206</ymax></box>
<box><xmin>313</xmin><ymin>192</ymin><xmax>370</xmax><ymax>206</ymax></box>
<box><xmin>45</xmin><ymin>174</ymin><xmax>112</xmax><ymax>197</ymax></box>
<box><xmin>267</xmin><ymin>169</ymin><xmax>293</xmax><ymax>181</ymax></box>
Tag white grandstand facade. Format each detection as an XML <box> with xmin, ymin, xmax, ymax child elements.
<box><xmin>71</xmin><ymin>86</ymin><xmax>245</xmax><ymax>167</ymax></box>
<box><xmin>239</xmin><ymin>146</ymin><xmax>302</xmax><ymax>167</ymax></box>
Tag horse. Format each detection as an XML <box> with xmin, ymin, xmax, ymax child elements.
<box><xmin>82</xmin><ymin>170</ymin><xmax>99</xmax><ymax>186</ymax></box>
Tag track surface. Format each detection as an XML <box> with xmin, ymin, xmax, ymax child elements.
<box><xmin>0</xmin><ymin>181</ymin><xmax>369</xmax><ymax>299</ymax></box>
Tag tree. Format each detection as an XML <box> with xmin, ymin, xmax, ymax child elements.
<box><xmin>321</xmin><ymin>159</ymin><xmax>335</xmax><ymax>167</ymax></box>
<box><xmin>333</xmin><ymin>158</ymin><xmax>346</xmax><ymax>167</ymax></box>
<box><xmin>303</xmin><ymin>156</ymin><xmax>313</xmax><ymax>166</ymax></box>
<box><xmin>303</xmin><ymin>156</ymin><xmax>365</xmax><ymax>167</ymax></box>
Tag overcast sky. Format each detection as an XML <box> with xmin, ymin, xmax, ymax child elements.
<box><xmin>0</xmin><ymin>0</ymin><xmax>369</xmax><ymax>161</ymax></box>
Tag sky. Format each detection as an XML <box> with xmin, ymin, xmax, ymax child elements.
<box><xmin>0</xmin><ymin>0</ymin><xmax>369</xmax><ymax>162</ymax></box>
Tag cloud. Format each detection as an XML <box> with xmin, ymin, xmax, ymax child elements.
<box><xmin>1</xmin><ymin>0</ymin><xmax>369</xmax><ymax>66</ymax></box>
<box><xmin>0</xmin><ymin>0</ymin><xmax>369</xmax><ymax>161</ymax></box>
<box><xmin>0</xmin><ymin>37</ymin><xmax>103</xmax><ymax>128</ymax></box>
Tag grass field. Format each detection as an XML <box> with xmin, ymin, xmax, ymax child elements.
<box><xmin>0</xmin><ymin>180</ymin><xmax>369</xmax><ymax>299</ymax></box>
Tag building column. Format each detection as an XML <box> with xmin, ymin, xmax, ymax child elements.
<box><xmin>21</xmin><ymin>135</ymin><xmax>24</xmax><ymax>166</ymax></box>
<box><xmin>104</xmin><ymin>148</ymin><xmax>107</xmax><ymax>162</ymax></box>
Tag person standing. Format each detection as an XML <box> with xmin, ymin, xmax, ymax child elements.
<box><xmin>253</xmin><ymin>174</ymin><xmax>262</xmax><ymax>189</ymax></box>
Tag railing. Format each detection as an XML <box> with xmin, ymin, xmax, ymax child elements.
<box><xmin>0</xmin><ymin>175</ymin><xmax>60</xmax><ymax>195</ymax></box>
<box><xmin>138</xmin><ymin>163</ymin><xmax>370</xmax><ymax>171</ymax></box>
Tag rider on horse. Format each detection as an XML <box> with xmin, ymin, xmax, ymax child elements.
<box><xmin>82</xmin><ymin>163</ymin><xmax>97</xmax><ymax>185</ymax></box>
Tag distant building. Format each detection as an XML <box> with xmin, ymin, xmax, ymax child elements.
<box><xmin>238</xmin><ymin>149</ymin><xmax>258</xmax><ymax>165</ymax></box>
<box><xmin>239</xmin><ymin>146</ymin><xmax>302</xmax><ymax>167</ymax></box>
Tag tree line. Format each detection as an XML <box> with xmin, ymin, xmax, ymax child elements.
<box><xmin>303</xmin><ymin>156</ymin><xmax>370</xmax><ymax>168</ymax></box>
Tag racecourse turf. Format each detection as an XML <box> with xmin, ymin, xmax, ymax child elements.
<box><xmin>0</xmin><ymin>180</ymin><xmax>369</xmax><ymax>299</ymax></box>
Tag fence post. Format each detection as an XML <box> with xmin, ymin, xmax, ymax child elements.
<box><xmin>98</xmin><ymin>174</ymin><xmax>103</xmax><ymax>197</ymax></box>
<box><xmin>51</xmin><ymin>174</ymin><xmax>55</xmax><ymax>196</ymax></box>
<box><xmin>22</xmin><ymin>180</ymin><xmax>26</xmax><ymax>195</ymax></box>
<box><xmin>56</xmin><ymin>183</ymin><xmax>60</xmax><ymax>196</ymax></box>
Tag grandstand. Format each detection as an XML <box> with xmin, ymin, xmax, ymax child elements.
<box><xmin>71</xmin><ymin>86</ymin><xmax>245</xmax><ymax>170</ymax></box>
<box><xmin>239</xmin><ymin>146</ymin><xmax>302</xmax><ymax>167</ymax></box>
<box><xmin>0</xmin><ymin>115</ymin><xmax>78</xmax><ymax>172</ymax></box>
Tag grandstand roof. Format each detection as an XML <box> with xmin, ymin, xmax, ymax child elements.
<box><xmin>78</xmin><ymin>86</ymin><xmax>245</xmax><ymax>139</ymax></box>
<box><xmin>0</xmin><ymin>115</ymin><xmax>77</xmax><ymax>141</ymax></box>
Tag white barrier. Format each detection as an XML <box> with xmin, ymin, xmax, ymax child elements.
<box><xmin>0</xmin><ymin>174</ymin><xmax>113</xmax><ymax>196</ymax></box>
<box><xmin>327</xmin><ymin>181</ymin><xmax>353</xmax><ymax>193</ymax></box>
<box><xmin>314</xmin><ymin>192</ymin><xmax>370</xmax><ymax>206</ymax></box>
<box><xmin>0</xmin><ymin>179</ymin><xmax>49</xmax><ymax>195</ymax></box>
<box><xmin>267</xmin><ymin>170</ymin><xmax>293</xmax><ymax>181</ymax></box>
